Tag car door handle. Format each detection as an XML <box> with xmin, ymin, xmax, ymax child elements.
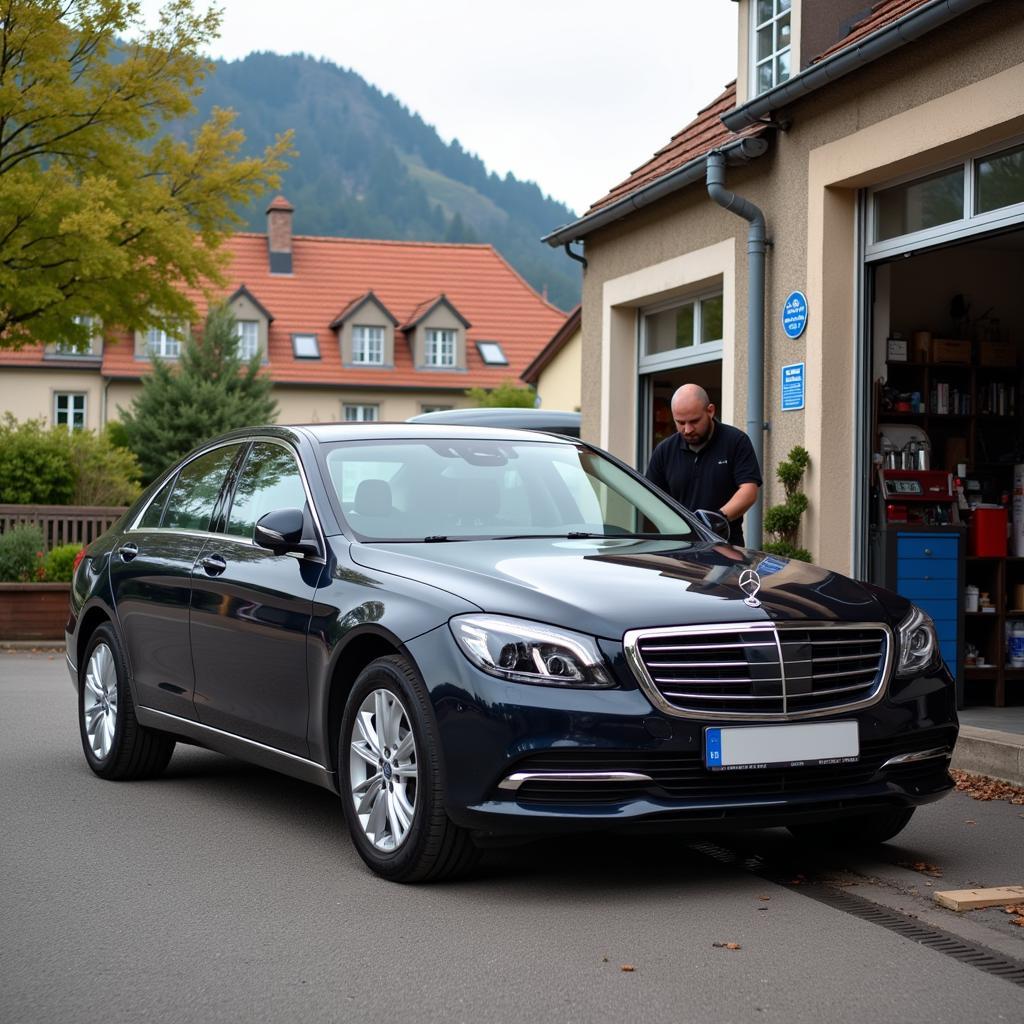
<box><xmin>118</xmin><ymin>543</ymin><xmax>138</xmax><ymax>562</ymax></box>
<box><xmin>200</xmin><ymin>553</ymin><xmax>227</xmax><ymax>576</ymax></box>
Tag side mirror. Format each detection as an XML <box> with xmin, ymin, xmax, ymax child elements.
<box><xmin>254</xmin><ymin>508</ymin><xmax>319</xmax><ymax>556</ymax></box>
<box><xmin>695</xmin><ymin>508</ymin><xmax>731</xmax><ymax>542</ymax></box>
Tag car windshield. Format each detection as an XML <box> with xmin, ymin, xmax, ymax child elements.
<box><xmin>322</xmin><ymin>438</ymin><xmax>697</xmax><ymax>543</ymax></box>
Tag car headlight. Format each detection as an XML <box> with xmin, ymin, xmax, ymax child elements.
<box><xmin>896</xmin><ymin>604</ymin><xmax>938</xmax><ymax>677</ymax></box>
<box><xmin>449</xmin><ymin>614</ymin><xmax>615</xmax><ymax>688</ymax></box>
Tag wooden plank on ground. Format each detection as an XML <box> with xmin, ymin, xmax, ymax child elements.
<box><xmin>933</xmin><ymin>886</ymin><xmax>1024</xmax><ymax>911</ymax></box>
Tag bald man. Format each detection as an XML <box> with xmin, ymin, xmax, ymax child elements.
<box><xmin>645</xmin><ymin>384</ymin><xmax>762</xmax><ymax>546</ymax></box>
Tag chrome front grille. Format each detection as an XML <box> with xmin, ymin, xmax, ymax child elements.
<box><xmin>623</xmin><ymin>622</ymin><xmax>892</xmax><ymax>720</ymax></box>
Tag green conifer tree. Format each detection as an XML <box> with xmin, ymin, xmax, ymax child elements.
<box><xmin>118</xmin><ymin>304</ymin><xmax>278</xmax><ymax>482</ymax></box>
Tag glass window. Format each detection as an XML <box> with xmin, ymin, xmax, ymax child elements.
<box><xmin>323</xmin><ymin>439</ymin><xmax>696</xmax><ymax>542</ymax></box>
<box><xmin>236</xmin><ymin>320</ymin><xmax>260</xmax><ymax>360</ymax></box>
<box><xmin>874</xmin><ymin>167</ymin><xmax>964</xmax><ymax>242</ymax></box>
<box><xmin>138</xmin><ymin>476</ymin><xmax>175</xmax><ymax>529</ymax></box>
<box><xmin>292</xmin><ymin>334</ymin><xmax>320</xmax><ymax>359</ymax></box>
<box><xmin>225</xmin><ymin>443</ymin><xmax>307</xmax><ymax>539</ymax></box>
<box><xmin>421</xmin><ymin>404</ymin><xmax>454</xmax><ymax>414</ymax></box>
<box><xmin>425</xmin><ymin>328</ymin><xmax>456</xmax><ymax>367</ymax></box>
<box><xmin>353</xmin><ymin>325</ymin><xmax>385</xmax><ymax>365</ymax></box>
<box><xmin>344</xmin><ymin>404</ymin><xmax>379</xmax><ymax>422</ymax></box>
<box><xmin>146</xmin><ymin>327</ymin><xmax>181</xmax><ymax>358</ymax></box>
<box><xmin>753</xmin><ymin>0</ymin><xmax>791</xmax><ymax>96</ymax></box>
<box><xmin>55</xmin><ymin>316</ymin><xmax>99</xmax><ymax>356</ymax></box>
<box><xmin>701</xmin><ymin>295</ymin><xmax>724</xmax><ymax>344</ymax></box>
<box><xmin>644</xmin><ymin>302</ymin><xmax>695</xmax><ymax>356</ymax></box>
<box><xmin>975</xmin><ymin>142</ymin><xmax>1024</xmax><ymax>215</ymax></box>
<box><xmin>54</xmin><ymin>393</ymin><xmax>86</xmax><ymax>431</ymax></box>
<box><xmin>476</xmin><ymin>341</ymin><xmax>508</xmax><ymax>365</ymax></box>
<box><xmin>161</xmin><ymin>445</ymin><xmax>240</xmax><ymax>533</ymax></box>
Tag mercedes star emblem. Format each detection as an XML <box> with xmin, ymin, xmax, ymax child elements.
<box><xmin>738</xmin><ymin>568</ymin><xmax>762</xmax><ymax>608</ymax></box>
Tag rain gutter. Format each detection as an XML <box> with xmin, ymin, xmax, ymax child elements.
<box><xmin>722</xmin><ymin>0</ymin><xmax>993</xmax><ymax>132</ymax></box>
<box><xmin>541</xmin><ymin>135</ymin><xmax>769</xmax><ymax>248</ymax></box>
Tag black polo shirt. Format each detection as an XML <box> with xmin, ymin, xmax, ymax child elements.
<box><xmin>645</xmin><ymin>421</ymin><xmax>762</xmax><ymax>545</ymax></box>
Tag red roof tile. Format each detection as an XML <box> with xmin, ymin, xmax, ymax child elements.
<box><xmin>813</xmin><ymin>0</ymin><xmax>934</xmax><ymax>63</ymax></box>
<box><xmin>587</xmin><ymin>83</ymin><xmax>766</xmax><ymax>213</ymax></box>
<box><xmin>0</xmin><ymin>236</ymin><xmax>568</xmax><ymax>393</ymax></box>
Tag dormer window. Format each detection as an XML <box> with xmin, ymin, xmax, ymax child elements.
<box><xmin>51</xmin><ymin>316</ymin><xmax>102</xmax><ymax>357</ymax></box>
<box><xmin>237</xmin><ymin>320</ymin><xmax>260</xmax><ymax>360</ymax></box>
<box><xmin>353</xmin><ymin>325</ymin><xmax>385</xmax><ymax>365</ymax></box>
<box><xmin>753</xmin><ymin>0</ymin><xmax>791</xmax><ymax>96</ymax></box>
<box><xmin>146</xmin><ymin>327</ymin><xmax>181</xmax><ymax>358</ymax></box>
<box><xmin>425</xmin><ymin>328</ymin><xmax>457</xmax><ymax>368</ymax></box>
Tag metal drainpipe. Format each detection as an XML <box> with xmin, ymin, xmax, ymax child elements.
<box><xmin>706</xmin><ymin>150</ymin><xmax>766</xmax><ymax>550</ymax></box>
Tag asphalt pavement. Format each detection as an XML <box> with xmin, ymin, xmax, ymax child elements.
<box><xmin>2</xmin><ymin>651</ymin><xmax>1022</xmax><ymax>1024</ymax></box>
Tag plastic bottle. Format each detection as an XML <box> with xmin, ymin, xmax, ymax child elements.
<box><xmin>1010</xmin><ymin>622</ymin><xmax>1024</xmax><ymax>669</ymax></box>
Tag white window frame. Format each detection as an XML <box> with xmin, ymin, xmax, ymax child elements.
<box><xmin>54</xmin><ymin>392</ymin><xmax>86</xmax><ymax>431</ymax></box>
<box><xmin>236</xmin><ymin>320</ymin><xmax>260</xmax><ymax>360</ymax></box>
<box><xmin>54</xmin><ymin>315</ymin><xmax>101</xmax><ymax>357</ymax></box>
<box><xmin>146</xmin><ymin>327</ymin><xmax>181</xmax><ymax>358</ymax></box>
<box><xmin>637</xmin><ymin>287</ymin><xmax>724</xmax><ymax>374</ymax></box>
<box><xmin>425</xmin><ymin>328</ymin><xmax>457</xmax><ymax>368</ymax></box>
<box><xmin>751</xmin><ymin>0</ymin><xmax>791</xmax><ymax>98</ymax></box>
<box><xmin>352</xmin><ymin>325</ymin><xmax>385</xmax><ymax>366</ymax></box>
<box><xmin>344</xmin><ymin>404</ymin><xmax>379</xmax><ymax>422</ymax></box>
<box><xmin>866</xmin><ymin>134</ymin><xmax>1024</xmax><ymax>261</ymax></box>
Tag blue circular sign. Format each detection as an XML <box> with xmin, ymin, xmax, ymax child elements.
<box><xmin>782</xmin><ymin>291</ymin><xmax>808</xmax><ymax>340</ymax></box>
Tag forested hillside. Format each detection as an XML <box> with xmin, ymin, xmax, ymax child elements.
<box><xmin>182</xmin><ymin>52</ymin><xmax>581</xmax><ymax>310</ymax></box>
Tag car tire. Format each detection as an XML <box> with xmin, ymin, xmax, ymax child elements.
<box><xmin>79</xmin><ymin>623</ymin><xmax>176</xmax><ymax>780</ymax></box>
<box><xmin>339</xmin><ymin>654</ymin><xmax>479</xmax><ymax>883</ymax></box>
<box><xmin>787</xmin><ymin>806</ymin><xmax>916</xmax><ymax>847</ymax></box>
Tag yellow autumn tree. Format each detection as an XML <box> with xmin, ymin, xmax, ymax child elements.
<box><xmin>0</xmin><ymin>0</ymin><xmax>294</xmax><ymax>349</ymax></box>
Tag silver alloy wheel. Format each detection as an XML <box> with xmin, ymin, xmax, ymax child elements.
<box><xmin>83</xmin><ymin>642</ymin><xmax>118</xmax><ymax>761</ymax></box>
<box><xmin>349</xmin><ymin>688</ymin><xmax>418</xmax><ymax>851</ymax></box>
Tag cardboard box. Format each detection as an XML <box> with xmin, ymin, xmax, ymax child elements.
<box><xmin>978</xmin><ymin>340</ymin><xmax>1016</xmax><ymax>367</ymax></box>
<box><xmin>912</xmin><ymin>331</ymin><xmax>932</xmax><ymax>362</ymax></box>
<box><xmin>931</xmin><ymin>338</ymin><xmax>971</xmax><ymax>364</ymax></box>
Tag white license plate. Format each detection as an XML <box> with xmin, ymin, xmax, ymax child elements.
<box><xmin>704</xmin><ymin>721</ymin><xmax>859</xmax><ymax>771</ymax></box>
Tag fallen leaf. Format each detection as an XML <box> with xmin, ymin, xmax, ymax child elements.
<box><xmin>964</xmin><ymin>819</ymin><xmax>976</xmax><ymax>825</ymax></box>
<box><xmin>757</xmin><ymin>907</ymin><xmax>768</xmax><ymax>912</ymax></box>
<box><xmin>758</xmin><ymin>895</ymin><xmax>771</xmax><ymax>901</ymax></box>
<box><xmin>601</xmin><ymin>956</ymin><xmax>608</xmax><ymax>963</ymax></box>
<box><xmin>1012</xmin><ymin>918</ymin><xmax>1024</xmax><ymax>929</ymax></box>
<box><xmin>712</xmin><ymin>942</ymin><xmax>742</xmax><ymax>950</ymax></box>
<box><xmin>1003</xmin><ymin>905</ymin><xmax>1024</xmax><ymax>916</ymax></box>
<box><xmin>900</xmin><ymin>861</ymin><xmax>944</xmax><ymax>878</ymax></box>
<box><xmin>950</xmin><ymin>769</ymin><xmax>1024</xmax><ymax>806</ymax></box>
<box><xmin>621</xmin><ymin>964</ymin><xmax>636</xmax><ymax>972</ymax></box>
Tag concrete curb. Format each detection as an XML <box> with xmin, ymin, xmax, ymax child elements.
<box><xmin>1</xmin><ymin>640</ymin><xmax>64</xmax><ymax>651</ymax></box>
<box><xmin>951</xmin><ymin>725</ymin><xmax>1024</xmax><ymax>788</ymax></box>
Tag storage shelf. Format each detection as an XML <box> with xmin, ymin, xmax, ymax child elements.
<box><xmin>964</xmin><ymin>667</ymin><xmax>999</xmax><ymax>679</ymax></box>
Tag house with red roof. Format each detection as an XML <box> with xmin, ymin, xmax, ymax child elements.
<box><xmin>0</xmin><ymin>197</ymin><xmax>568</xmax><ymax>429</ymax></box>
<box><xmin>543</xmin><ymin>0</ymin><xmax>1024</xmax><ymax>711</ymax></box>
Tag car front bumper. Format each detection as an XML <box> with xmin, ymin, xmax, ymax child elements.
<box><xmin>405</xmin><ymin>625</ymin><xmax>958</xmax><ymax>838</ymax></box>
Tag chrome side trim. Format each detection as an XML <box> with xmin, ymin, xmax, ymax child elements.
<box><xmin>498</xmin><ymin>770</ymin><xmax>653</xmax><ymax>792</ymax></box>
<box><xmin>136</xmin><ymin>706</ymin><xmax>336</xmax><ymax>792</ymax></box>
<box><xmin>879</xmin><ymin>747</ymin><xmax>952</xmax><ymax>770</ymax></box>
<box><xmin>623</xmin><ymin>621</ymin><xmax>894</xmax><ymax>723</ymax></box>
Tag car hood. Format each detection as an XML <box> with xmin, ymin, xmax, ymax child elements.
<box><xmin>346</xmin><ymin>537</ymin><xmax>896</xmax><ymax>639</ymax></box>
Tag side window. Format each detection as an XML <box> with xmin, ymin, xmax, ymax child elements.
<box><xmin>226</xmin><ymin>442</ymin><xmax>307</xmax><ymax>539</ymax></box>
<box><xmin>137</xmin><ymin>475</ymin><xmax>176</xmax><ymax>529</ymax></box>
<box><xmin>162</xmin><ymin>445</ymin><xmax>240</xmax><ymax>532</ymax></box>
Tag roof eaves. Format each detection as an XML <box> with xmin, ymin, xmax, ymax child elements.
<box><xmin>722</xmin><ymin>0</ymin><xmax>993</xmax><ymax>132</ymax></box>
<box><xmin>329</xmin><ymin>290</ymin><xmax>400</xmax><ymax>329</ymax></box>
<box><xmin>542</xmin><ymin>133</ymin><xmax>769</xmax><ymax>247</ymax></box>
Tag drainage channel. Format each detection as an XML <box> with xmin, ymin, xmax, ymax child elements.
<box><xmin>690</xmin><ymin>840</ymin><xmax>1024</xmax><ymax>988</ymax></box>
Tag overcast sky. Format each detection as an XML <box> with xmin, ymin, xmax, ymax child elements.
<box><xmin>140</xmin><ymin>1</ymin><xmax>739</xmax><ymax>214</ymax></box>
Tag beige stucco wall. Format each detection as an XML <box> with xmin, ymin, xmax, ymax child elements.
<box><xmin>0</xmin><ymin>368</ymin><xmax>106</xmax><ymax>430</ymax></box>
<box><xmin>534</xmin><ymin>328</ymin><xmax>582</xmax><ymax>411</ymax></box>
<box><xmin>273</xmin><ymin>388</ymin><xmax>472</xmax><ymax>424</ymax></box>
<box><xmin>581</xmin><ymin>6</ymin><xmax>1024</xmax><ymax>573</ymax></box>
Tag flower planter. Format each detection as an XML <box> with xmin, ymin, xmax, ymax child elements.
<box><xmin>0</xmin><ymin>583</ymin><xmax>70</xmax><ymax>641</ymax></box>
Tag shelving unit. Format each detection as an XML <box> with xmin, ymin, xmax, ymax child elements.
<box><xmin>963</xmin><ymin>556</ymin><xmax>1024</xmax><ymax>706</ymax></box>
<box><xmin>876</xmin><ymin>355</ymin><xmax>1023</xmax><ymax>708</ymax></box>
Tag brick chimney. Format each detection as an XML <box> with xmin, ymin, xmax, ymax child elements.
<box><xmin>266</xmin><ymin>195</ymin><xmax>294</xmax><ymax>274</ymax></box>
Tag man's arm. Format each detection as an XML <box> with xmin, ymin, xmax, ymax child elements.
<box><xmin>719</xmin><ymin>481</ymin><xmax>759</xmax><ymax>523</ymax></box>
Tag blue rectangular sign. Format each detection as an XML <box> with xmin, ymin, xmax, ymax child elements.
<box><xmin>782</xmin><ymin>362</ymin><xmax>805</xmax><ymax>411</ymax></box>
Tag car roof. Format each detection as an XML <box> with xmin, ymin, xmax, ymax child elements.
<box><xmin>298</xmin><ymin>421</ymin><xmax>578</xmax><ymax>444</ymax></box>
<box><xmin>406</xmin><ymin>407</ymin><xmax>581</xmax><ymax>433</ymax></box>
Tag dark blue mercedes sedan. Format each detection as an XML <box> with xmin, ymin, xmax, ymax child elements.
<box><xmin>67</xmin><ymin>424</ymin><xmax>957</xmax><ymax>881</ymax></box>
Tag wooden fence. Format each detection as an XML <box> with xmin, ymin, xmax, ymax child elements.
<box><xmin>0</xmin><ymin>504</ymin><xmax>127</xmax><ymax>551</ymax></box>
